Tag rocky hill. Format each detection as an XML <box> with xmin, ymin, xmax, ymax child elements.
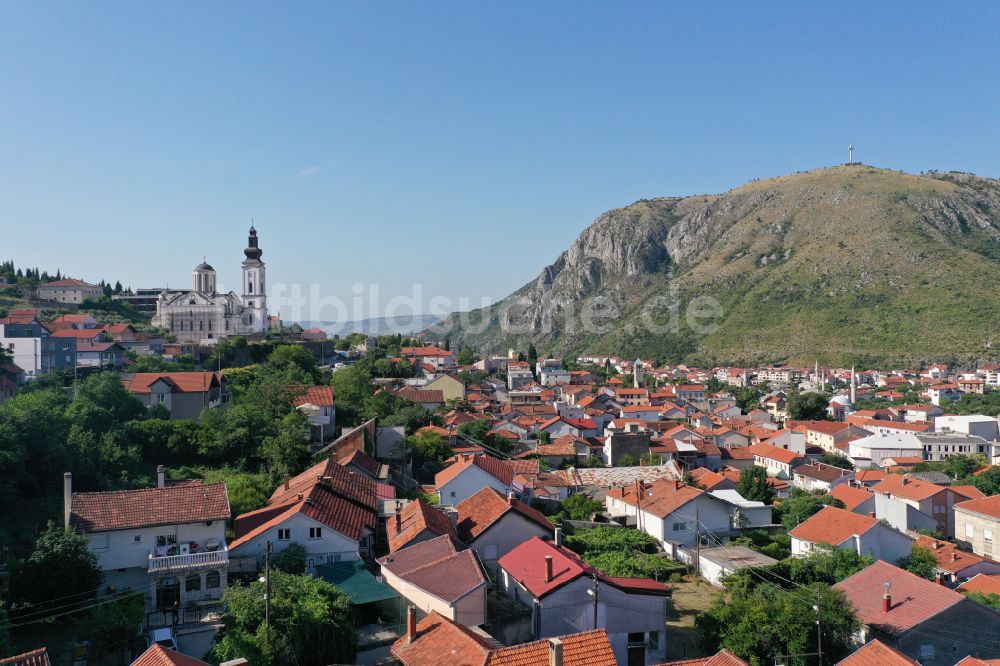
<box><xmin>431</xmin><ymin>165</ymin><xmax>1000</xmax><ymax>366</ymax></box>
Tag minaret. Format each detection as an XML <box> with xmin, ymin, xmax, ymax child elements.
<box><xmin>633</xmin><ymin>359</ymin><xmax>644</xmax><ymax>389</ymax></box>
<box><xmin>241</xmin><ymin>225</ymin><xmax>268</xmax><ymax>334</ymax></box>
<box><xmin>850</xmin><ymin>365</ymin><xmax>857</xmax><ymax>404</ymax></box>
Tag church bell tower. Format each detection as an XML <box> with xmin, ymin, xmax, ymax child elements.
<box><xmin>241</xmin><ymin>225</ymin><xmax>268</xmax><ymax>334</ymax></box>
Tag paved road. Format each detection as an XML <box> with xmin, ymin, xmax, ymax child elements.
<box><xmin>176</xmin><ymin>624</ymin><xmax>220</xmax><ymax>661</ymax></box>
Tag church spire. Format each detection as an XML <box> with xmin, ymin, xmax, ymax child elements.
<box><xmin>244</xmin><ymin>225</ymin><xmax>263</xmax><ymax>261</ymax></box>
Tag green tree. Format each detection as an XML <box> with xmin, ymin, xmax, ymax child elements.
<box><xmin>330</xmin><ymin>364</ymin><xmax>373</xmax><ymax>426</ymax></box>
<box><xmin>787</xmin><ymin>392</ymin><xmax>830</xmax><ymax>421</ymax></box>
<box><xmin>273</xmin><ymin>543</ymin><xmax>308</xmax><ymax>574</ymax></box>
<box><xmin>818</xmin><ymin>452</ymin><xmax>854</xmax><ymax>470</ymax></box>
<box><xmin>455</xmin><ymin>348</ymin><xmax>478</xmax><ymax>366</ymax></box>
<box><xmin>776</xmin><ymin>490</ymin><xmax>844</xmax><ymax>531</ymax></box>
<box><xmin>260</xmin><ymin>411</ymin><xmax>311</xmax><ymax>481</ymax></box>
<box><xmin>898</xmin><ymin>544</ymin><xmax>938</xmax><ymax>580</ymax></box>
<box><xmin>555</xmin><ymin>493</ymin><xmax>604</xmax><ymax>521</ymax></box>
<box><xmin>77</xmin><ymin>595</ymin><xmax>144</xmax><ymax>660</ymax></box>
<box><xmin>209</xmin><ymin>571</ymin><xmax>357</xmax><ymax>666</ymax></box>
<box><xmin>527</xmin><ymin>343</ymin><xmax>538</xmax><ymax>370</ymax></box>
<box><xmin>961</xmin><ymin>465</ymin><xmax>1000</xmax><ymax>496</ymax></box>
<box><xmin>737</xmin><ymin>466</ymin><xmax>775</xmax><ymax>504</ymax></box>
<box><xmin>267</xmin><ymin>345</ymin><xmax>319</xmax><ymax>382</ymax></box>
<box><xmin>615</xmin><ymin>454</ymin><xmax>638</xmax><ymax>467</ymax></box>
<box><xmin>12</xmin><ymin>522</ymin><xmax>102</xmax><ymax>606</ymax></box>
<box><xmin>406</xmin><ymin>431</ymin><xmax>452</xmax><ymax>464</ymax></box>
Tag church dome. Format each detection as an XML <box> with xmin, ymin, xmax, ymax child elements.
<box><xmin>195</xmin><ymin>262</ymin><xmax>215</xmax><ymax>272</ymax></box>
<box><xmin>244</xmin><ymin>225</ymin><xmax>263</xmax><ymax>260</ymax></box>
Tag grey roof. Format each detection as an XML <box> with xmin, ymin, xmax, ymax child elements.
<box><xmin>194</xmin><ymin>262</ymin><xmax>215</xmax><ymax>271</ymax></box>
<box><xmin>698</xmin><ymin>545</ymin><xmax>779</xmax><ymax>569</ymax></box>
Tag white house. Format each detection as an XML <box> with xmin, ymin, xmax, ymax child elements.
<box><xmin>792</xmin><ymin>462</ymin><xmax>854</xmax><ymax>492</ymax></box>
<box><xmin>789</xmin><ymin>506</ymin><xmax>913</xmax><ymax>563</ymax></box>
<box><xmin>65</xmin><ymin>468</ymin><xmax>230</xmax><ymax>612</ymax></box>
<box><xmin>435</xmin><ymin>454</ymin><xmax>514</xmax><ymax>505</ymax></box>
<box><xmin>454</xmin><ymin>487</ymin><xmax>554</xmax><ymax>562</ymax></box>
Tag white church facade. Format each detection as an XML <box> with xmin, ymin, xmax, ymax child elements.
<box><xmin>152</xmin><ymin>227</ymin><xmax>269</xmax><ymax>343</ymax></box>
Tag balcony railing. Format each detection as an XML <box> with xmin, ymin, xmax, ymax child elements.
<box><xmin>148</xmin><ymin>547</ymin><xmax>229</xmax><ymax>573</ymax></box>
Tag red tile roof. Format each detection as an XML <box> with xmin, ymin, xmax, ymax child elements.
<box><xmin>827</xmin><ymin>484</ymin><xmax>875</xmax><ymax>511</ymax></box>
<box><xmin>748</xmin><ymin>442</ymin><xmax>803</xmax><ymax>465</ymax></box>
<box><xmin>789</xmin><ymin>506</ymin><xmax>881</xmax><ymax>546</ymax></box>
<box><xmin>290</xmin><ymin>384</ymin><xmax>335</xmax><ymax>407</ymax></box>
<box><xmin>833</xmin><ymin>560</ymin><xmax>965</xmax><ymax>635</ymax></box>
<box><xmin>792</xmin><ymin>462</ymin><xmax>854</xmax><ymax>483</ymax></box>
<box><xmin>957</xmin><ymin>573</ymin><xmax>1000</xmax><ymax>596</ymax></box>
<box><xmin>454</xmin><ymin>487</ymin><xmax>554</xmax><ymax>542</ymax></box>
<box><xmin>855</xmin><ymin>469</ymin><xmax>887</xmax><ymax>484</ymax></box>
<box><xmin>131</xmin><ymin>645</ymin><xmax>211</xmax><ymax>666</ymax></box>
<box><xmin>50</xmin><ymin>328</ymin><xmax>108</xmax><ymax>339</ymax></box>
<box><xmin>41</xmin><ymin>278</ymin><xmax>98</xmax><ymax>288</ymax></box>
<box><xmin>377</xmin><ymin>535</ymin><xmax>487</xmax><ymax>603</ymax></box>
<box><xmin>497</xmin><ymin>536</ymin><xmax>670</xmax><ymax>599</ymax></box>
<box><xmin>956</xmin><ymin>495</ymin><xmax>1000</xmax><ymax>521</ymax></box>
<box><xmin>914</xmin><ymin>535</ymin><xmax>998</xmax><ymax>574</ymax></box>
<box><xmin>123</xmin><ymin>372</ymin><xmax>221</xmax><ymax>394</ymax></box>
<box><xmin>387</xmin><ymin>499</ymin><xmax>458</xmax><ymax>552</ymax></box>
<box><xmin>833</xmin><ymin>639</ymin><xmax>920</xmax><ymax>665</ymax></box>
<box><xmin>397</xmin><ymin>387</ymin><xmax>445</xmax><ymax>404</ymax></box>
<box><xmin>951</xmin><ymin>485</ymin><xmax>987</xmax><ymax>501</ymax></box>
<box><xmin>390</xmin><ymin>610</ymin><xmax>495</xmax><ymax>665</ymax></box>
<box><xmin>658</xmin><ymin>649</ymin><xmax>750</xmax><ymax>665</ymax></box>
<box><xmin>871</xmin><ymin>475</ymin><xmax>948</xmax><ymax>502</ymax></box>
<box><xmin>0</xmin><ymin>648</ymin><xmax>51</xmax><ymax>666</ymax></box>
<box><xmin>487</xmin><ymin>629</ymin><xmax>617</xmax><ymax>665</ymax></box>
<box><xmin>70</xmin><ymin>482</ymin><xmax>230</xmax><ymax>532</ymax></box>
<box><xmin>606</xmin><ymin>478</ymin><xmax>704</xmax><ymax>519</ymax></box>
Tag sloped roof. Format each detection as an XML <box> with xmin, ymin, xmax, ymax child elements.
<box><xmin>455</xmin><ymin>487</ymin><xmax>554</xmax><ymax>542</ymax></box>
<box><xmin>833</xmin><ymin>560</ymin><xmax>966</xmax><ymax>635</ymax></box>
<box><xmin>70</xmin><ymin>482</ymin><xmax>230</xmax><ymax>532</ymax></box>
<box><xmin>871</xmin><ymin>475</ymin><xmax>948</xmax><ymax>502</ymax></box>
<box><xmin>436</xmin><ymin>454</ymin><xmax>515</xmax><ymax>489</ymax></box>
<box><xmin>793</xmin><ymin>462</ymin><xmax>854</xmax><ymax>483</ymax></box>
<box><xmin>747</xmin><ymin>442</ymin><xmax>803</xmax><ymax>464</ymax></box>
<box><xmin>388</xmin><ymin>498</ymin><xmax>458</xmax><ymax>552</ymax></box>
<box><xmin>658</xmin><ymin>649</ymin><xmax>750</xmax><ymax>665</ymax></box>
<box><xmin>0</xmin><ymin>648</ymin><xmax>51</xmax><ymax>666</ymax></box>
<box><xmin>605</xmin><ymin>478</ymin><xmax>704</xmax><ymax>519</ymax></box>
<box><xmin>957</xmin><ymin>573</ymin><xmax>1000</xmax><ymax>596</ymax></box>
<box><xmin>789</xmin><ymin>506</ymin><xmax>880</xmax><ymax>545</ymax></box>
<box><xmin>130</xmin><ymin>645</ymin><xmax>211</xmax><ymax>666</ymax></box>
<box><xmin>827</xmin><ymin>484</ymin><xmax>875</xmax><ymax>511</ymax></box>
<box><xmin>290</xmin><ymin>384</ymin><xmax>335</xmax><ymax>407</ymax></box>
<box><xmin>833</xmin><ymin>639</ymin><xmax>920</xmax><ymax>665</ymax></box>
<box><xmin>956</xmin><ymin>495</ymin><xmax>1000</xmax><ymax>520</ymax></box>
<box><xmin>122</xmin><ymin>372</ymin><xmax>221</xmax><ymax>394</ymax></box>
<box><xmin>487</xmin><ymin>629</ymin><xmax>616</xmax><ymax>666</ymax></box>
<box><xmin>390</xmin><ymin>610</ymin><xmax>496</xmax><ymax>666</ymax></box>
<box><xmin>377</xmin><ymin>535</ymin><xmax>487</xmax><ymax>603</ymax></box>
<box><xmin>914</xmin><ymin>535</ymin><xmax>999</xmax><ymax>574</ymax></box>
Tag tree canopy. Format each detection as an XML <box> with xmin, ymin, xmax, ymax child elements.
<box><xmin>786</xmin><ymin>392</ymin><xmax>830</xmax><ymax>421</ymax></box>
<box><xmin>737</xmin><ymin>466</ymin><xmax>775</xmax><ymax>504</ymax></box>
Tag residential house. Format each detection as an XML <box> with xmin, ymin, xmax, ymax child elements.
<box><xmin>35</xmin><ymin>278</ymin><xmax>102</xmax><ymax>303</ymax></box>
<box><xmin>455</xmin><ymin>487</ymin><xmax>554</xmax><ymax>562</ymax></box>
<box><xmin>75</xmin><ymin>341</ymin><xmax>126</xmax><ymax>370</ymax></box>
<box><xmin>498</xmin><ymin>536</ymin><xmax>671</xmax><ymax>664</ymax></box>
<box><xmin>914</xmin><ymin>535</ymin><xmax>1000</xmax><ymax>585</ymax></box>
<box><xmin>834</xmin><ymin>640</ymin><xmax>920</xmax><ymax>666</ymax></box>
<box><xmin>377</xmin><ymin>535</ymin><xmax>488</xmax><ymax>626</ymax></box>
<box><xmin>122</xmin><ymin>372</ymin><xmax>227</xmax><ymax>420</ymax></box>
<box><xmin>291</xmin><ymin>385</ymin><xmax>336</xmax><ymax>443</ymax></box>
<box><xmin>390</xmin><ymin>610</ymin><xmax>617</xmax><ymax>666</ymax></box>
<box><xmin>955</xmin><ymin>496</ymin><xmax>1000</xmax><ymax>559</ymax></box>
<box><xmin>871</xmin><ymin>475</ymin><xmax>972</xmax><ymax>537</ymax></box>
<box><xmin>401</xmin><ymin>345</ymin><xmax>455</xmax><ymax>369</ymax></box>
<box><xmin>131</xmin><ymin>645</ymin><xmax>211</xmax><ymax>666</ymax></box>
<box><xmin>507</xmin><ymin>363</ymin><xmax>535</xmax><ymax>390</ymax></box>
<box><xmin>848</xmin><ymin>431</ymin><xmax>926</xmax><ymax>468</ymax></box>
<box><xmin>0</xmin><ymin>647</ymin><xmax>52</xmax><ymax>666</ymax></box>
<box><xmin>834</xmin><ymin>560</ymin><xmax>1000</xmax><ymax>664</ymax></box>
<box><xmin>828</xmin><ymin>484</ymin><xmax>877</xmax><ymax>515</ymax></box>
<box><xmin>0</xmin><ymin>362</ymin><xmax>22</xmax><ymax>402</ymax></box>
<box><xmin>229</xmin><ymin>457</ymin><xmax>384</xmax><ymax>568</ymax></box>
<box><xmin>425</xmin><ymin>373</ymin><xmax>466</xmax><ymax>402</ymax></box>
<box><xmin>65</xmin><ymin>469</ymin><xmax>230</xmax><ymax>612</ymax></box>
<box><xmin>789</xmin><ymin>506</ymin><xmax>913</xmax><ymax>563</ymax></box>
<box><xmin>436</xmin><ymin>454</ymin><xmax>516</xmax><ymax>505</ymax></box>
<box><xmin>387</xmin><ymin>498</ymin><xmax>458</xmax><ymax>553</ymax></box>
<box><xmin>0</xmin><ymin>313</ymin><xmax>76</xmax><ymax>378</ymax></box>
<box><xmin>749</xmin><ymin>442</ymin><xmax>805</xmax><ymax>479</ymax></box>
<box><xmin>792</xmin><ymin>462</ymin><xmax>854</xmax><ymax>492</ymax></box>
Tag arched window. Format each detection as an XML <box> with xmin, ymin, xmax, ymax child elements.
<box><xmin>205</xmin><ymin>571</ymin><xmax>220</xmax><ymax>589</ymax></box>
<box><xmin>185</xmin><ymin>573</ymin><xmax>201</xmax><ymax>591</ymax></box>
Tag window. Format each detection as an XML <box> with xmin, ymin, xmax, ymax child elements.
<box><xmin>327</xmin><ymin>554</ymin><xmax>341</xmax><ymax>563</ymax></box>
<box><xmin>920</xmin><ymin>645</ymin><xmax>935</xmax><ymax>660</ymax></box>
<box><xmin>933</xmin><ymin>504</ymin><xmax>946</xmax><ymax>515</ymax></box>
<box><xmin>277</xmin><ymin>528</ymin><xmax>291</xmax><ymax>541</ymax></box>
<box><xmin>967</xmin><ymin>523</ymin><xmax>975</xmax><ymax>538</ymax></box>
<box><xmin>156</xmin><ymin>534</ymin><xmax>177</xmax><ymax>548</ymax></box>
<box><xmin>672</xmin><ymin>522</ymin><xmax>687</xmax><ymax>532</ymax></box>
<box><xmin>450</xmin><ymin>491</ymin><xmax>456</xmax><ymax>498</ymax></box>
<box><xmin>205</xmin><ymin>571</ymin><xmax>220</xmax><ymax>589</ymax></box>
<box><xmin>647</xmin><ymin>631</ymin><xmax>660</xmax><ymax>649</ymax></box>
<box><xmin>91</xmin><ymin>534</ymin><xmax>110</xmax><ymax>550</ymax></box>
<box><xmin>133</xmin><ymin>535</ymin><xmax>142</xmax><ymax>544</ymax></box>
<box><xmin>309</xmin><ymin>527</ymin><xmax>322</xmax><ymax>539</ymax></box>
<box><xmin>185</xmin><ymin>573</ymin><xmax>201</xmax><ymax>591</ymax></box>
<box><xmin>986</xmin><ymin>529</ymin><xmax>994</xmax><ymax>543</ymax></box>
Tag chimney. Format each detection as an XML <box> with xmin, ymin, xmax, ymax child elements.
<box><xmin>544</xmin><ymin>555</ymin><xmax>553</xmax><ymax>583</ymax></box>
<box><xmin>157</xmin><ymin>464</ymin><xmax>165</xmax><ymax>489</ymax></box>
<box><xmin>554</xmin><ymin>527</ymin><xmax>563</xmax><ymax>547</ymax></box>
<box><xmin>283</xmin><ymin>473</ymin><xmax>290</xmax><ymax>491</ymax></box>
<box><xmin>935</xmin><ymin>573</ymin><xmax>943</xmax><ymax>585</ymax></box>
<box><xmin>883</xmin><ymin>582</ymin><xmax>892</xmax><ymax>613</ymax></box>
<box><xmin>547</xmin><ymin>637</ymin><xmax>564</xmax><ymax>666</ymax></box>
<box><xmin>952</xmin><ymin>552</ymin><xmax>959</xmax><ymax>562</ymax></box>
<box><xmin>406</xmin><ymin>605</ymin><xmax>417</xmax><ymax>644</ymax></box>
<box><xmin>63</xmin><ymin>472</ymin><xmax>73</xmax><ymax>529</ymax></box>
<box><xmin>869</xmin><ymin>511</ymin><xmax>876</xmax><ymax>518</ymax></box>
<box><xmin>395</xmin><ymin>511</ymin><xmax>402</xmax><ymax>532</ymax></box>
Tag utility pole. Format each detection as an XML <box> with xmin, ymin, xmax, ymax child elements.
<box><xmin>264</xmin><ymin>540</ymin><xmax>272</xmax><ymax>633</ymax></box>
<box><xmin>815</xmin><ymin>590</ymin><xmax>823</xmax><ymax>665</ymax></box>
<box><xmin>592</xmin><ymin>575</ymin><xmax>600</xmax><ymax>630</ymax></box>
<box><xmin>694</xmin><ymin>503</ymin><xmax>701</xmax><ymax>571</ymax></box>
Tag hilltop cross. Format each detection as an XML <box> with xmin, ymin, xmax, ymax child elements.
<box><xmin>848</xmin><ymin>145</ymin><xmax>854</xmax><ymax>164</ymax></box>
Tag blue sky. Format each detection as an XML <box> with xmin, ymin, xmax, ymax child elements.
<box><xmin>2</xmin><ymin>2</ymin><xmax>999</xmax><ymax>320</ymax></box>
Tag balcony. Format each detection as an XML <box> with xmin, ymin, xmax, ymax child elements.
<box><xmin>148</xmin><ymin>547</ymin><xmax>229</xmax><ymax>574</ymax></box>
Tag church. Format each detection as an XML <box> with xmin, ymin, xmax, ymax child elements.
<box><xmin>152</xmin><ymin>227</ymin><xmax>269</xmax><ymax>343</ymax></box>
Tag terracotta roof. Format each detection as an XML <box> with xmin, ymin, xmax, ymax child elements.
<box><xmin>606</xmin><ymin>478</ymin><xmax>704</xmax><ymax>519</ymax></box>
<box><xmin>747</xmin><ymin>442</ymin><xmax>802</xmax><ymax>465</ymax></box>
<box><xmin>40</xmin><ymin>278</ymin><xmax>97</xmax><ymax>288</ymax></box>
<box><xmin>397</xmin><ymin>387</ymin><xmax>445</xmax><ymax>404</ymax></box>
<box><xmin>123</xmin><ymin>372</ymin><xmax>221</xmax><ymax>394</ymax></box>
<box><xmin>131</xmin><ymin>645</ymin><xmax>211</xmax><ymax>666</ymax></box>
<box><xmin>789</xmin><ymin>506</ymin><xmax>880</xmax><ymax>546</ymax></box>
<box><xmin>833</xmin><ymin>639</ymin><xmax>920</xmax><ymax>665</ymax></box>
<box><xmin>855</xmin><ymin>469</ymin><xmax>887</xmax><ymax>484</ymax></box>
<box><xmin>391</xmin><ymin>610</ymin><xmax>494</xmax><ymax>665</ymax></box>
<box><xmin>955</xmin><ymin>657</ymin><xmax>1000</xmax><ymax>665</ymax></box>
<box><xmin>688</xmin><ymin>468</ymin><xmax>730</xmax><ymax>490</ymax></box>
<box><xmin>270</xmin><ymin>456</ymin><xmax>382</xmax><ymax>509</ymax></box>
<box><xmin>833</xmin><ymin>560</ymin><xmax>965</xmax><ymax>635</ymax></box>
<box><xmin>50</xmin><ymin>328</ymin><xmax>108</xmax><ymax>339</ymax></box>
<box><xmin>658</xmin><ymin>649</ymin><xmax>750</xmax><ymax>665</ymax></box>
<box><xmin>455</xmin><ymin>487</ymin><xmax>554</xmax><ymax>542</ymax></box>
<box><xmin>70</xmin><ymin>482</ymin><xmax>229</xmax><ymax>532</ymax></box>
<box><xmin>871</xmin><ymin>475</ymin><xmax>948</xmax><ymax>502</ymax></box>
<box><xmin>388</xmin><ymin>499</ymin><xmax>458</xmax><ymax>552</ymax></box>
<box><xmin>958</xmin><ymin>573</ymin><xmax>1000</xmax><ymax>596</ymax></box>
<box><xmin>914</xmin><ymin>535</ymin><xmax>998</xmax><ymax>574</ymax></box>
<box><xmin>487</xmin><ymin>629</ymin><xmax>617</xmax><ymax>666</ymax></box>
<box><xmin>0</xmin><ymin>648</ymin><xmax>51</xmax><ymax>666</ymax></box>
<box><xmin>498</xmin><ymin>536</ymin><xmax>670</xmax><ymax>599</ymax></box>
<box><xmin>951</xmin><ymin>485</ymin><xmax>987</xmax><ymax>501</ymax></box>
<box><xmin>377</xmin><ymin>535</ymin><xmax>487</xmax><ymax>603</ymax></box>
<box><xmin>828</xmin><ymin>484</ymin><xmax>875</xmax><ymax>511</ymax></box>
<box><xmin>436</xmin><ymin>454</ymin><xmax>516</xmax><ymax>489</ymax></box>
<box><xmin>956</xmin><ymin>495</ymin><xmax>1000</xmax><ymax>520</ymax></box>
<box><xmin>290</xmin><ymin>384</ymin><xmax>335</xmax><ymax>407</ymax></box>
<box><xmin>336</xmin><ymin>448</ymin><xmax>382</xmax><ymax>478</ymax></box>
<box><xmin>793</xmin><ymin>462</ymin><xmax>854</xmax><ymax>483</ymax></box>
